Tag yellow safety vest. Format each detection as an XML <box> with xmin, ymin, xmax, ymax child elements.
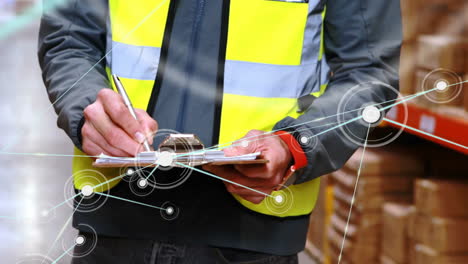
<box><xmin>73</xmin><ymin>0</ymin><xmax>329</xmax><ymax>217</ymax></box>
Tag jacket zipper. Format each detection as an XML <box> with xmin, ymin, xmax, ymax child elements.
<box><xmin>147</xmin><ymin>1</ymin><xmax>178</xmax><ymax>117</ymax></box>
<box><xmin>175</xmin><ymin>0</ymin><xmax>206</xmax><ymax>132</ymax></box>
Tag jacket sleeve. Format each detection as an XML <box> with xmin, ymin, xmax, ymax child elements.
<box><xmin>273</xmin><ymin>0</ymin><xmax>402</xmax><ymax>183</ymax></box>
<box><xmin>38</xmin><ymin>0</ymin><xmax>109</xmax><ymax>150</ymax></box>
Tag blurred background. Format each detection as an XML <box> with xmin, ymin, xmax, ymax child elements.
<box><xmin>0</xmin><ymin>0</ymin><xmax>467</xmax><ymax>263</ymax></box>
<box><xmin>1</xmin><ymin>0</ymin><xmax>77</xmax><ymax>263</ymax></box>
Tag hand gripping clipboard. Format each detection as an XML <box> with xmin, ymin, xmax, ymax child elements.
<box><xmin>92</xmin><ymin>134</ymin><xmax>269</xmax><ymax>168</ymax></box>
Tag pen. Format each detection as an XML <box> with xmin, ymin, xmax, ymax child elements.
<box><xmin>111</xmin><ymin>74</ymin><xmax>152</xmax><ymax>152</ymax></box>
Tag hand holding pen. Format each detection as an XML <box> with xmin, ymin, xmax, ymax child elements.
<box><xmin>79</xmin><ymin>76</ymin><xmax>158</xmax><ymax>157</ymax></box>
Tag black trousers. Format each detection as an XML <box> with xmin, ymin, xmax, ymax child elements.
<box><xmin>71</xmin><ymin>232</ymin><xmax>298</xmax><ymax>264</ymax></box>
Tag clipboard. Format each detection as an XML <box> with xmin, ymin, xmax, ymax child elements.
<box><xmin>92</xmin><ymin>134</ymin><xmax>269</xmax><ymax>168</ymax></box>
<box><xmin>92</xmin><ymin>159</ymin><xmax>269</xmax><ymax>168</ymax></box>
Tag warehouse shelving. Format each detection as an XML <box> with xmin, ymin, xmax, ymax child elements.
<box><xmin>384</xmin><ymin>101</ymin><xmax>468</xmax><ymax>155</ymax></box>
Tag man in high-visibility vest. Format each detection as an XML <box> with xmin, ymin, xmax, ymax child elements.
<box><xmin>38</xmin><ymin>0</ymin><xmax>402</xmax><ymax>263</ymax></box>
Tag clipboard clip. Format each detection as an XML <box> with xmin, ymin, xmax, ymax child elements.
<box><xmin>158</xmin><ymin>134</ymin><xmax>204</xmax><ymax>154</ymax></box>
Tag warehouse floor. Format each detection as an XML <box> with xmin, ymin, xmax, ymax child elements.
<box><xmin>0</xmin><ymin>23</ymin><xmax>77</xmax><ymax>263</ymax></box>
<box><xmin>0</xmin><ymin>22</ymin><xmax>315</xmax><ymax>264</ymax></box>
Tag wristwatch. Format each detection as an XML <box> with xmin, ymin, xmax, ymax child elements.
<box><xmin>273</xmin><ymin>131</ymin><xmax>308</xmax><ymax>190</ymax></box>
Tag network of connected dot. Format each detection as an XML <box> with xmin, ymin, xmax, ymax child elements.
<box><xmin>75</xmin><ymin>235</ymin><xmax>85</xmax><ymax>246</ymax></box>
<box><xmin>362</xmin><ymin>105</ymin><xmax>382</xmax><ymax>124</ymax></box>
<box><xmin>81</xmin><ymin>185</ymin><xmax>94</xmax><ymax>197</ymax></box>
<box><xmin>1</xmin><ymin>2</ymin><xmax>466</xmax><ymax>262</ymax></box>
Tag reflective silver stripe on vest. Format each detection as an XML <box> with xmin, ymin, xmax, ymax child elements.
<box><xmin>301</xmin><ymin>0</ymin><xmax>325</xmax><ymax>64</ymax></box>
<box><xmin>109</xmin><ymin>41</ymin><xmax>161</xmax><ymax>81</ymax></box>
<box><xmin>224</xmin><ymin>60</ymin><xmax>322</xmax><ymax>98</ymax></box>
<box><xmin>108</xmin><ymin>41</ymin><xmax>329</xmax><ymax>98</ymax></box>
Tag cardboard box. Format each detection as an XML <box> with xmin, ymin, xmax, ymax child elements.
<box><xmin>328</xmin><ymin>226</ymin><xmax>379</xmax><ymax>264</ymax></box>
<box><xmin>400</xmin><ymin>0</ymin><xmax>421</xmax><ymax>42</ymax></box>
<box><xmin>413</xmin><ymin>69</ymin><xmax>433</xmax><ymax>107</ymax></box>
<box><xmin>464</xmin><ymin>74</ymin><xmax>468</xmax><ymax>112</ymax></box>
<box><xmin>426</xmin><ymin>3</ymin><xmax>468</xmax><ymax>35</ymax></box>
<box><xmin>329</xmin><ymin>241</ymin><xmax>352</xmax><ymax>264</ymax></box>
<box><xmin>334</xmin><ymin>183</ymin><xmax>412</xmax><ymax>213</ymax></box>
<box><xmin>415</xmin><ymin>179</ymin><xmax>468</xmax><ymax>218</ymax></box>
<box><xmin>331</xmin><ymin>213</ymin><xmax>380</xmax><ymax>244</ymax></box>
<box><xmin>423</xmin><ymin>0</ymin><xmax>468</xmax><ymax>11</ymax></box>
<box><xmin>413</xmin><ymin>244</ymin><xmax>468</xmax><ymax>264</ymax></box>
<box><xmin>434</xmin><ymin>9</ymin><xmax>468</xmax><ymax>37</ymax></box>
<box><xmin>333</xmin><ymin>194</ymin><xmax>360</xmax><ymax>224</ymax></box>
<box><xmin>417</xmin><ymin>35</ymin><xmax>468</xmax><ymax>73</ymax></box>
<box><xmin>380</xmin><ymin>255</ymin><xmax>399</xmax><ymax>264</ymax></box>
<box><xmin>304</xmin><ymin>241</ymin><xmax>325</xmax><ymax>264</ymax></box>
<box><xmin>345</xmin><ymin>147</ymin><xmax>424</xmax><ymax>177</ymax></box>
<box><xmin>382</xmin><ymin>203</ymin><xmax>414</xmax><ymax>263</ymax></box>
<box><xmin>331</xmin><ymin>169</ymin><xmax>414</xmax><ymax>196</ymax></box>
<box><xmin>333</xmin><ymin>195</ymin><xmax>384</xmax><ymax>227</ymax></box>
<box><xmin>400</xmin><ymin>1</ymin><xmax>462</xmax><ymax>40</ymax></box>
<box><xmin>307</xmin><ymin>177</ymin><xmax>328</xmax><ymax>251</ymax></box>
<box><xmin>399</xmin><ymin>43</ymin><xmax>418</xmax><ymax>95</ymax></box>
<box><xmin>411</xmin><ymin>213</ymin><xmax>468</xmax><ymax>253</ymax></box>
<box><xmin>408</xmin><ymin>207</ymin><xmax>417</xmax><ymax>241</ymax></box>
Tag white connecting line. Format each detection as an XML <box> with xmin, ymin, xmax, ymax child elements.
<box><xmin>383</xmin><ymin>118</ymin><xmax>467</xmax><ymax>150</ymax></box>
<box><xmin>338</xmin><ymin>124</ymin><xmax>371</xmax><ymax>264</ymax></box>
<box><xmin>40</xmin><ymin>197</ymin><xmax>84</xmax><ymax>264</ymax></box>
<box><xmin>2</xmin><ymin>0</ymin><xmax>468</xmax><ymax>261</ymax></box>
<box><xmin>3</xmin><ymin>77</ymin><xmax>467</xmax><ymax>229</ymax></box>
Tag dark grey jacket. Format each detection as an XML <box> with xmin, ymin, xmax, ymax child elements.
<box><xmin>38</xmin><ymin>0</ymin><xmax>401</xmax><ymax>255</ymax></box>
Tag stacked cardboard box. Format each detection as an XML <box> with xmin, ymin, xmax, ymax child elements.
<box><xmin>306</xmin><ymin>176</ymin><xmax>332</xmax><ymax>264</ymax></box>
<box><xmin>405</xmin><ymin>0</ymin><xmax>468</xmax><ymax>116</ymax></box>
<box><xmin>381</xmin><ymin>203</ymin><xmax>415</xmax><ymax>264</ymax></box>
<box><xmin>409</xmin><ymin>179</ymin><xmax>468</xmax><ymax>264</ymax></box>
<box><xmin>416</xmin><ymin>36</ymin><xmax>468</xmax><ymax>74</ymax></box>
<box><xmin>412</xmin><ymin>245</ymin><xmax>468</xmax><ymax>264</ymax></box>
<box><xmin>399</xmin><ymin>0</ymin><xmax>466</xmax><ymax>41</ymax></box>
<box><xmin>327</xmin><ymin>147</ymin><xmax>424</xmax><ymax>264</ymax></box>
<box><xmin>399</xmin><ymin>43</ymin><xmax>417</xmax><ymax>96</ymax></box>
<box><xmin>399</xmin><ymin>0</ymin><xmax>467</xmax><ymax>96</ymax></box>
<box><xmin>399</xmin><ymin>0</ymin><xmax>420</xmax><ymax>96</ymax></box>
<box><xmin>400</xmin><ymin>0</ymin><xmax>468</xmax><ymax>119</ymax></box>
<box><xmin>414</xmin><ymin>35</ymin><xmax>468</xmax><ymax>112</ymax></box>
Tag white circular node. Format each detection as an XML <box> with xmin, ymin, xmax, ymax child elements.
<box><xmin>81</xmin><ymin>185</ymin><xmax>94</xmax><ymax>197</ymax></box>
<box><xmin>166</xmin><ymin>206</ymin><xmax>174</xmax><ymax>215</ymax></box>
<box><xmin>75</xmin><ymin>235</ymin><xmax>85</xmax><ymax>245</ymax></box>
<box><xmin>435</xmin><ymin>80</ymin><xmax>448</xmax><ymax>91</ymax></box>
<box><xmin>40</xmin><ymin>210</ymin><xmax>49</xmax><ymax>217</ymax></box>
<box><xmin>138</xmin><ymin>179</ymin><xmax>147</xmax><ymax>188</ymax></box>
<box><xmin>300</xmin><ymin>136</ymin><xmax>308</xmax><ymax>144</ymax></box>
<box><xmin>240</xmin><ymin>140</ymin><xmax>249</xmax><ymax>148</ymax></box>
<box><xmin>362</xmin><ymin>105</ymin><xmax>382</xmax><ymax>124</ymax></box>
<box><xmin>157</xmin><ymin>151</ymin><xmax>173</xmax><ymax>167</ymax></box>
<box><xmin>126</xmin><ymin>168</ymin><xmax>135</xmax><ymax>176</ymax></box>
<box><xmin>274</xmin><ymin>195</ymin><xmax>284</xmax><ymax>204</ymax></box>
